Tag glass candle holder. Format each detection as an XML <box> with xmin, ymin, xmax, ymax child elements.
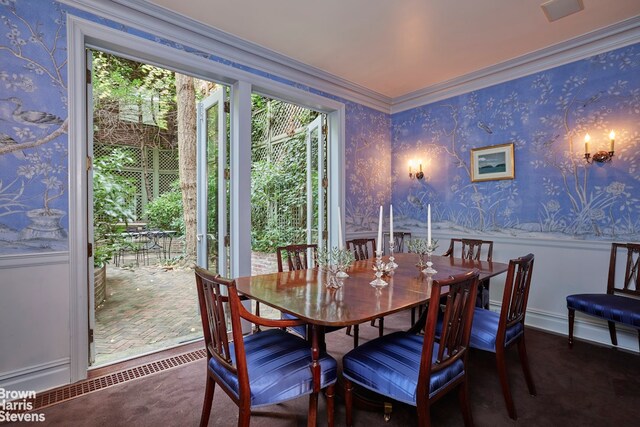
<box><xmin>370</xmin><ymin>250</ymin><xmax>388</xmax><ymax>288</ymax></box>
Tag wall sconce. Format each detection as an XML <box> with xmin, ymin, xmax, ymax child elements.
<box><xmin>584</xmin><ymin>131</ymin><xmax>615</xmax><ymax>164</ymax></box>
<box><xmin>409</xmin><ymin>159</ymin><xmax>424</xmax><ymax>180</ymax></box>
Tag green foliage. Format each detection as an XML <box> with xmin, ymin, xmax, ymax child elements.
<box><xmin>92</xmin><ymin>51</ymin><xmax>176</xmax><ymax>129</ymax></box>
<box><xmin>93</xmin><ymin>148</ymin><xmax>137</xmax><ymax>267</ymax></box>
<box><xmin>144</xmin><ymin>175</ymin><xmax>217</xmax><ymax>236</ymax></box>
<box><xmin>250</xmin><ymin>134</ymin><xmax>317</xmax><ymax>252</ymax></box>
<box><xmin>145</xmin><ymin>180</ymin><xmax>185</xmax><ymax>234</ymax></box>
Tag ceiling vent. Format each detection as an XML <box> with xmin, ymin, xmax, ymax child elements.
<box><xmin>541</xmin><ymin>0</ymin><xmax>584</xmax><ymax>22</ymax></box>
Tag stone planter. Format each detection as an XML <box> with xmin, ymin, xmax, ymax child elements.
<box><xmin>94</xmin><ymin>264</ymin><xmax>107</xmax><ymax>309</ymax></box>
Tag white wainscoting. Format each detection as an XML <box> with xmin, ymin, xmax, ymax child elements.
<box><xmin>347</xmin><ymin>231</ymin><xmax>638</xmax><ymax>353</ymax></box>
<box><xmin>0</xmin><ymin>254</ymin><xmax>71</xmax><ymax>392</ymax></box>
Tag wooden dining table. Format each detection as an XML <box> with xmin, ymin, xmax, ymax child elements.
<box><xmin>235</xmin><ymin>252</ymin><xmax>509</xmax><ymax>426</ymax></box>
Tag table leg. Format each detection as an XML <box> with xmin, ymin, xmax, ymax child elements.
<box><xmin>308</xmin><ymin>323</ymin><xmax>322</xmax><ymax>427</ymax></box>
<box><xmin>407</xmin><ymin>303</ymin><xmax>428</xmax><ymax>334</ymax></box>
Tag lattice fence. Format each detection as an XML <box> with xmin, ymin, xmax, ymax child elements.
<box><xmin>250</xmin><ymin>98</ymin><xmax>321</xmax><ymax>248</ymax></box>
<box><xmin>94</xmin><ymin>144</ymin><xmax>179</xmax><ymax>221</ymax></box>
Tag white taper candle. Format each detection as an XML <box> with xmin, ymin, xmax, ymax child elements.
<box><xmin>390</xmin><ymin>204</ymin><xmax>394</xmax><ymax>241</ymax></box>
<box><xmin>377</xmin><ymin>205</ymin><xmax>383</xmax><ymax>254</ymax></box>
<box><xmin>427</xmin><ymin>204</ymin><xmax>432</xmax><ymax>246</ymax></box>
<box><xmin>338</xmin><ymin>205</ymin><xmax>344</xmax><ymax>250</ymax></box>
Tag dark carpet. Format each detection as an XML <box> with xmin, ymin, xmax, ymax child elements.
<box><xmin>20</xmin><ymin>312</ymin><xmax>640</xmax><ymax>426</ymax></box>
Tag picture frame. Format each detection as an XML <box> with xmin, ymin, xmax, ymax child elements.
<box><xmin>470</xmin><ymin>143</ymin><xmax>515</xmax><ymax>182</ymax></box>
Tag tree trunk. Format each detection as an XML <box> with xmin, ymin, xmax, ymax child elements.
<box><xmin>175</xmin><ymin>73</ymin><xmax>197</xmax><ymax>264</ymax></box>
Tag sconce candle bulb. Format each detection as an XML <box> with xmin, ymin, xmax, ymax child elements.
<box><xmin>609</xmin><ymin>130</ymin><xmax>615</xmax><ymax>152</ymax></box>
<box><xmin>409</xmin><ymin>159</ymin><xmax>424</xmax><ymax>180</ymax></box>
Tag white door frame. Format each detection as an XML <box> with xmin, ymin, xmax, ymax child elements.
<box><xmin>67</xmin><ymin>15</ymin><xmax>345</xmax><ymax>382</ymax></box>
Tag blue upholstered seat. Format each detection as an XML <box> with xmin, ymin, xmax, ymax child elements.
<box><xmin>566</xmin><ymin>294</ymin><xmax>640</xmax><ymax>328</ymax></box>
<box><xmin>281</xmin><ymin>312</ymin><xmax>308</xmax><ymax>338</ymax></box>
<box><xmin>469</xmin><ymin>308</ymin><xmax>524</xmax><ymax>352</ymax></box>
<box><xmin>208</xmin><ymin>328</ymin><xmax>337</xmax><ymax>408</ymax></box>
<box><xmin>343</xmin><ymin>331</ymin><xmax>465</xmax><ymax>405</ymax></box>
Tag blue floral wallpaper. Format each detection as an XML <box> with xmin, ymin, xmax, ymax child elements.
<box><xmin>391</xmin><ymin>44</ymin><xmax>640</xmax><ymax>241</ymax></box>
<box><xmin>0</xmin><ymin>0</ymin><xmax>68</xmax><ymax>253</ymax></box>
<box><xmin>1</xmin><ymin>0</ymin><xmax>638</xmax><ymax>256</ymax></box>
<box><xmin>344</xmin><ymin>103</ymin><xmax>391</xmax><ymax>232</ymax></box>
<box><xmin>0</xmin><ymin>0</ymin><xmax>390</xmax><ymax>255</ymax></box>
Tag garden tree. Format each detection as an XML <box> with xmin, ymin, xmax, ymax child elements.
<box><xmin>175</xmin><ymin>73</ymin><xmax>198</xmax><ymax>263</ymax></box>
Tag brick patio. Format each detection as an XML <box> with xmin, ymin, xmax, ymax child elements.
<box><xmin>94</xmin><ymin>251</ymin><xmax>280</xmax><ymax>367</ymax></box>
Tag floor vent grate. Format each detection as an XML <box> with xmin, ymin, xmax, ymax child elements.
<box><xmin>29</xmin><ymin>349</ymin><xmax>206</xmax><ymax>411</ymax></box>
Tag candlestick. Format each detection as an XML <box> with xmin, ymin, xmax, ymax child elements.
<box><xmin>377</xmin><ymin>205</ymin><xmax>383</xmax><ymax>254</ymax></box>
<box><xmin>337</xmin><ymin>205</ymin><xmax>344</xmax><ymax>250</ymax></box>
<box><xmin>427</xmin><ymin>204</ymin><xmax>432</xmax><ymax>246</ymax></box>
<box><xmin>390</xmin><ymin>204</ymin><xmax>393</xmax><ymax>239</ymax></box>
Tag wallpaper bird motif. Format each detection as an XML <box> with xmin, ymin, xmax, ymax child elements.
<box><xmin>0</xmin><ymin>0</ymin><xmax>68</xmax><ymax>253</ymax></box>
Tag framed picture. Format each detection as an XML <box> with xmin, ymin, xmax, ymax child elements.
<box><xmin>470</xmin><ymin>143</ymin><xmax>515</xmax><ymax>182</ymax></box>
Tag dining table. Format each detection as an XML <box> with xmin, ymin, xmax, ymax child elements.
<box><xmin>235</xmin><ymin>252</ymin><xmax>509</xmax><ymax>426</ymax></box>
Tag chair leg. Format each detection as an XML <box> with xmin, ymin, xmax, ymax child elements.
<box><xmin>378</xmin><ymin>317</ymin><xmax>384</xmax><ymax>337</ymax></box>
<box><xmin>495</xmin><ymin>348</ymin><xmax>517</xmax><ymax>420</ymax></box>
<box><xmin>370</xmin><ymin>319</ymin><xmax>376</xmax><ymax>327</ymax></box>
<box><xmin>416</xmin><ymin>400</ymin><xmax>431</xmax><ymax>427</ymax></box>
<box><xmin>346</xmin><ymin>325</ymin><xmax>352</xmax><ymax>336</ymax></box>
<box><xmin>517</xmin><ymin>337</ymin><xmax>537</xmax><ymax>396</ymax></box>
<box><xmin>458</xmin><ymin>378</ymin><xmax>474</xmax><ymax>427</ymax></box>
<box><xmin>353</xmin><ymin>324</ymin><xmax>359</xmax><ymax>347</ymax></box>
<box><xmin>411</xmin><ymin>307</ymin><xmax>416</xmax><ymax>325</ymax></box>
<box><xmin>345</xmin><ymin>378</ymin><xmax>354</xmax><ymax>427</ymax></box>
<box><xmin>308</xmin><ymin>391</ymin><xmax>318</xmax><ymax>427</ymax></box>
<box><xmin>607</xmin><ymin>321</ymin><xmax>618</xmax><ymax>346</ymax></box>
<box><xmin>326</xmin><ymin>384</ymin><xmax>335</xmax><ymax>427</ymax></box>
<box><xmin>199</xmin><ymin>375</ymin><xmax>215</xmax><ymax>427</ymax></box>
<box><xmin>237</xmin><ymin>406</ymin><xmax>250</xmax><ymax>427</ymax></box>
<box><xmin>568</xmin><ymin>308</ymin><xmax>575</xmax><ymax>349</ymax></box>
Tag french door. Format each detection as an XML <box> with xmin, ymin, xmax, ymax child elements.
<box><xmin>196</xmin><ymin>87</ymin><xmax>229</xmax><ymax>273</ymax></box>
<box><xmin>306</xmin><ymin>115</ymin><xmax>328</xmax><ymax>250</ymax></box>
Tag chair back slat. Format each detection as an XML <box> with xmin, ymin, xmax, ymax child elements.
<box><xmin>277</xmin><ymin>244</ymin><xmax>318</xmax><ymax>272</ymax></box>
<box><xmin>499</xmin><ymin>254</ymin><xmax>535</xmax><ymax>332</ymax></box>
<box><xmin>418</xmin><ymin>269</ymin><xmax>479</xmax><ymax>395</ymax></box>
<box><xmin>443</xmin><ymin>238</ymin><xmax>494</xmax><ymax>262</ymax></box>
<box><xmin>607</xmin><ymin>243</ymin><xmax>640</xmax><ymax>296</ymax></box>
<box><xmin>346</xmin><ymin>238</ymin><xmax>376</xmax><ymax>261</ymax></box>
<box><xmin>195</xmin><ymin>268</ymin><xmax>248</xmax><ymax>382</ymax></box>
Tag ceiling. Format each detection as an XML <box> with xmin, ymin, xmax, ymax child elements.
<box><xmin>146</xmin><ymin>0</ymin><xmax>640</xmax><ymax>98</ymax></box>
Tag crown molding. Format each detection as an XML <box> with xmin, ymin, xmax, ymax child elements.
<box><xmin>390</xmin><ymin>15</ymin><xmax>640</xmax><ymax>114</ymax></box>
<box><xmin>61</xmin><ymin>2</ymin><xmax>640</xmax><ymax>116</ymax></box>
<box><xmin>59</xmin><ymin>0</ymin><xmax>392</xmax><ymax>113</ymax></box>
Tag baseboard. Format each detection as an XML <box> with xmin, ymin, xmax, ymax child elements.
<box><xmin>0</xmin><ymin>359</ymin><xmax>70</xmax><ymax>393</ymax></box>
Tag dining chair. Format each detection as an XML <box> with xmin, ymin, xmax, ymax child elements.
<box><xmin>345</xmin><ymin>238</ymin><xmax>384</xmax><ymax>346</ymax></box>
<box><xmin>346</xmin><ymin>238</ymin><xmax>376</xmax><ymax>261</ymax></box>
<box><xmin>194</xmin><ymin>266</ymin><xmax>338</xmax><ymax>427</ymax></box>
<box><xmin>382</xmin><ymin>231</ymin><xmax>412</xmax><ymax>255</ymax></box>
<box><xmin>567</xmin><ymin>242</ymin><xmax>640</xmax><ymax>351</ymax></box>
<box><xmin>444</xmin><ymin>238</ymin><xmax>494</xmax><ymax>309</ymax></box>
<box><xmin>277</xmin><ymin>244</ymin><xmax>320</xmax><ymax>338</ymax></box>
<box><xmin>342</xmin><ymin>270</ymin><xmax>479</xmax><ymax>427</ymax></box>
<box><xmin>467</xmin><ymin>253</ymin><xmax>536</xmax><ymax>420</ymax></box>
